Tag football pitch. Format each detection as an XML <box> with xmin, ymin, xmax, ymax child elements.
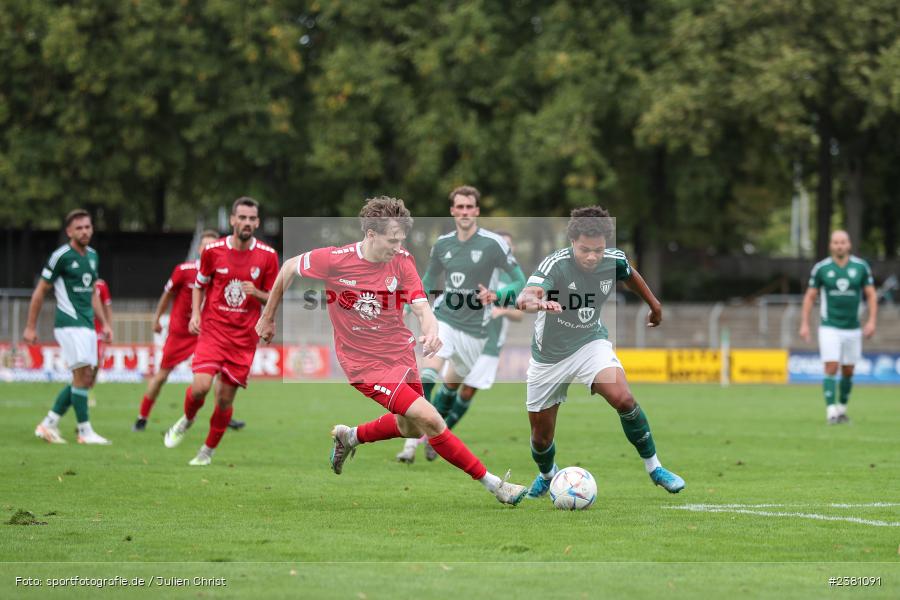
<box><xmin>1</xmin><ymin>381</ymin><xmax>898</xmax><ymax>598</ymax></box>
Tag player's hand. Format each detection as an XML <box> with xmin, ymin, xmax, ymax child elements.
<box><xmin>490</xmin><ymin>306</ymin><xmax>505</xmax><ymax>319</ymax></box>
<box><xmin>153</xmin><ymin>319</ymin><xmax>163</xmax><ymax>334</ymax></box>
<box><xmin>647</xmin><ymin>304</ymin><xmax>662</xmax><ymax>328</ymax></box>
<box><xmin>255</xmin><ymin>316</ymin><xmax>276</xmax><ymax>344</ymax></box>
<box><xmin>241</xmin><ymin>281</ymin><xmax>258</xmax><ymax>297</ymax></box>
<box><xmin>22</xmin><ymin>326</ymin><xmax>37</xmax><ymax>345</ymax></box>
<box><xmin>419</xmin><ymin>333</ymin><xmax>442</xmax><ymax>358</ymax></box>
<box><xmin>863</xmin><ymin>320</ymin><xmax>876</xmax><ymax>339</ymax></box>
<box><xmin>476</xmin><ymin>284</ymin><xmax>498</xmax><ymax>306</ymax></box>
<box><xmin>540</xmin><ymin>300</ymin><xmax>563</xmax><ymax>313</ymax></box>
<box><xmin>798</xmin><ymin>322</ymin><xmax>810</xmax><ymax>343</ymax></box>
<box><xmin>102</xmin><ymin>324</ymin><xmax>113</xmax><ymax>342</ymax></box>
<box><xmin>189</xmin><ymin>314</ymin><xmax>201</xmax><ymax>335</ymax></box>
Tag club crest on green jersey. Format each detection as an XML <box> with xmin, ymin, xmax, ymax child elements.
<box><xmin>470</xmin><ymin>250</ymin><xmax>482</xmax><ymax>263</ymax></box>
<box><xmin>450</xmin><ymin>272</ymin><xmax>466</xmax><ymax>288</ymax></box>
<box><xmin>578</xmin><ymin>307</ymin><xmax>595</xmax><ymax>323</ymax></box>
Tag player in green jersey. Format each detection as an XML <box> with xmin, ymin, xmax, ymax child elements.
<box><xmin>396</xmin><ymin>187</ymin><xmax>526</xmax><ymax>463</ymax></box>
<box><xmin>516</xmin><ymin>206</ymin><xmax>685</xmax><ymax>497</ymax></box>
<box><xmin>396</xmin><ymin>230</ymin><xmax>524</xmax><ymax>462</ymax></box>
<box><xmin>799</xmin><ymin>230</ymin><xmax>877</xmax><ymax>424</ymax></box>
<box><xmin>24</xmin><ymin>209</ymin><xmax>113</xmax><ymax>445</ymax></box>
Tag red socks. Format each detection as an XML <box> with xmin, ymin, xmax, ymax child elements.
<box><xmin>428</xmin><ymin>429</ymin><xmax>487</xmax><ymax>480</ymax></box>
<box><xmin>204</xmin><ymin>405</ymin><xmax>233</xmax><ymax>449</ymax></box>
<box><xmin>139</xmin><ymin>395</ymin><xmax>154</xmax><ymax>419</ymax></box>
<box><xmin>356</xmin><ymin>414</ymin><xmax>402</xmax><ymax>443</ymax></box>
<box><xmin>184</xmin><ymin>386</ymin><xmax>205</xmax><ymax>421</ymax></box>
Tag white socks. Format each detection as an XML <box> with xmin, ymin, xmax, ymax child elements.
<box><xmin>826</xmin><ymin>404</ymin><xmax>840</xmax><ymax>419</ymax></box>
<box><xmin>541</xmin><ymin>464</ymin><xmax>558</xmax><ymax>480</ymax></box>
<box><xmin>348</xmin><ymin>427</ymin><xmax>360</xmax><ymax>447</ymax></box>
<box><xmin>643</xmin><ymin>454</ymin><xmax>662</xmax><ymax>474</ymax></box>
<box><xmin>77</xmin><ymin>422</ymin><xmax>94</xmax><ymax>436</ymax></box>
<box><xmin>479</xmin><ymin>472</ymin><xmax>502</xmax><ymax>493</ymax></box>
<box><xmin>43</xmin><ymin>411</ymin><xmax>61</xmax><ymax>428</ymax></box>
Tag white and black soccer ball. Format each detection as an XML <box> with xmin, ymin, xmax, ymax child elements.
<box><xmin>549</xmin><ymin>466</ymin><xmax>597</xmax><ymax>510</ymax></box>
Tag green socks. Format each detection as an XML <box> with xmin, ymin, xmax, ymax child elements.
<box><xmin>619</xmin><ymin>404</ymin><xmax>656</xmax><ymax>459</ymax></box>
<box><xmin>420</xmin><ymin>367</ymin><xmax>439</xmax><ymax>402</ymax></box>
<box><xmin>444</xmin><ymin>396</ymin><xmax>471</xmax><ymax>429</ymax></box>
<box><xmin>823</xmin><ymin>375</ymin><xmax>837</xmax><ymax>406</ymax></box>
<box><xmin>51</xmin><ymin>385</ymin><xmax>72</xmax><ymax>416</ymax></box>
<box><xmin>71</xmin><ymin>387</ymin><xmax>90</xmax><ymax>423</ymax></box>
<box><xmin>432</xmin><ymin>384</ymin><xmax>457</xmax><ymax>419</ymax></box>
<box><xmin>839</xmin><ymin>377</ymin><xmax>852</xmax><ymax>406</ymax></box>
<box><xmin>531</xmin><ymin>441</ymin><xmax>557</xmax><ymax>476</ymax></box>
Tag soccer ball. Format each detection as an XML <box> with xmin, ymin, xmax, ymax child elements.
<box><xmin>549</xmin><ymin>467</ymin><xmax>597</xmax><ymax>510</ymax></box>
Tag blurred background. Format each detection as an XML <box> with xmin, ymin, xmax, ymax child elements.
<box><xmin>1</xmin><ymin>1</ymin><xmax>898</xmax><ymax>382</ymax></box>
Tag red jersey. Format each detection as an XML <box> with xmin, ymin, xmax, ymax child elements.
<box><xmin>93</xmin><ymin>279</ymin><xmax>111</xmax><ymax>333</ymax></box>
<box><xmin>164</xmin><ymin>260</ymin><xmax>199</xmax><ymax>337</ymax></box>
<box><xmin>296</xmin><ymin>242</ymin><xmax>428</xmax><ymax>373</ymax></box>
<box><xmin>195</xmin><ymin>236</ymin><xmax>279</xmax><ymax>350</ymax></box>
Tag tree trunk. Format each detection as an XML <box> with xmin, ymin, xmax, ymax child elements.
<box><xmin>154</xmin><ymin>179</ymin><xmax>166</xmax><ymax>231</ymax></box>
<box><xmin>638</xmin><ymin>147</ymin><xmax>668</xmax><ymax>296</ymax></box>
<box><xmin>815</xmin><ymin>113</ymin><xmax>834</xmax><ymax>259</ymax></box>
<box><xmin>844</xmin><ymin>157</ymin><xmax>863</xmax><ymax>249</ymax></box>
<box><xmin>884</xmin><ymin>199</ymin><xmax>898</xmax><ymax>259</ymax></box>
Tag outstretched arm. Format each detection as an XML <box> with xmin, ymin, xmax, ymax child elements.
<box><xmin>623</xmin><ymin>268</ymin><xmax>662</xmax><ymax>327</ymax></box>
<box><xmin>256</xmin><ymin>256</ymin><xmax>299</xmax><ymax>343</ymax></box>
<box><xmin>516</xmin><ymin>286</ymin><xmax>563</xmax><ymax>313</ymax></box>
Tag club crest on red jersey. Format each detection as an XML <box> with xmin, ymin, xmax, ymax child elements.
<box><xmin>250</xmin><ymin>266</ymin><xmax>260</xmax><ymax>280</ymax></box>
<box><xmin>224</xmin><ymin>279</ymin><xmax>246</xmax><ymax>307</ymax></box>
<box><xmin>385</xmin><ymin>276</ymin><xmax>398</xmax><ymax>293</ymax></box>
<box><xmin>353</xmin><ymin>292</ymin><xmax>381</xmax><ymax>320</ymax></box>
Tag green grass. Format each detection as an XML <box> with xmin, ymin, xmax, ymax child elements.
<box><xmin>1</xmin><ymin>382</ymin><xmax>899</xmax><ymax>598</ymax></box>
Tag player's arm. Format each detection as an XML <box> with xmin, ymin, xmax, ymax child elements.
<box><xmin>491</xmin><ymin>305</ymin><xmax>525</xmax><ymax>322</ymax></box>
<box><xmin>22</xmin><ymin>279</ymin><xmax>52</xmax><ymax>344</ymax></box>
<box><xmin>516</xmin><ymin>286</ymin><xmax>562</xmax><ymax>313</ymax></box>
<box><xmin>241</xmin><ymin>282</ymin><xmax>270</xmax><ymax>304</ymax></box>
<box><xmin>256</xmin><ymin>256</ymin><xmax>300</xmax><ymax>343</ymax></box>
<box><xmin>409</xmin><ymin>299</ymin><xmax>442</xmax><ymax>358</ymax></box>
<box><xmin>799</xmin><ymin>267</ymin><xmax>820</xmax><ymax>342</ymax></box>
<box><xmin>94</xmin><ymin>286</ymin><xmax>113</xmax><ymax>342</ymax></box>
<box><xmin>863</xmin><ymin>285</ymin><xmax>877</xmax><ymax>338</ymax></box>
<box><xmin>622</xmin><ymin>268</ymin><xmax>662</xmax><ymax>328</ymax></box>
<box><xmin>152</xmin><ymin>289</ymin><xmax>174</xmax><ymax>333</ymax></box>
<box><xmin>189</xmin><ymin>286</ymin><xmax>206</xmax><ymax>335</ymax></box>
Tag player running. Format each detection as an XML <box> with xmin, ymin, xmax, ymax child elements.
<box><xmin>799</xmin><ymin>230</ymin><xmax>877</xmax><ymax>425</ymax></box>
<box><xmin>256</xmin><ymin>196</ymin><xmax>529</xmax><ymax>506</ymax></box>
<box><xmin>516</xmin><ymin>206</ymin><xmax>685</xmax><ymax>498</ymax></box>
<box><xmin>396</xmin><ymin>230</ymin><xmax>524</xmax><ymax>463</ymax></box>
<box><xmin>162</xmin><ymin>198</ymin><xmax>278</xmax><ymax>465</ymax></box>
<box><xmin>25</xmin><ymin>209</ymin><xmax>113</xmax><ymax>445</ymax></box>
<box><xmin>133</xmin><ymin>230</ymin><xmax>219</xmax><ymax>431</ymax></box>
<box><xmin>396</xmin><ymin>186</ymin><xmax>526</xmax><ymax>462</ymax></box>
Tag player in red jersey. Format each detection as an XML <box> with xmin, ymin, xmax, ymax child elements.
<box><xmin>133</xmin><ymin>230</ymin><xmax>219</xmax><ymax>432</ymax></box>
<box><xmin>163</xmin><ymin>198</ymin><xmax>279</xmax><ymax>466</ymax></box>
<box><xmin>89</xmin><ymin>278</ymin><xmax>113</xmax><ymax>407</ymax></box>
<box><xmin>256</xmin><ymin>196</ymin><xmax>528</xmax><ymax>505</ymax></box>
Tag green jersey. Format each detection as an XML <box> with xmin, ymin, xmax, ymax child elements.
<box><xmin>808</xmin><ymin>255</ymin><xmax>873</xmax><ymax>329</ymax></box>
<box><xmin>427</xmin><ymin>227</ymin><xmax>525</xmax><ymax>338</ymax></box>
<box><xmin>528</xmin><ymin>246</ymin><xmax>631</xmax><ymax>363</ymax></box>
<box><xmin>41</xmin><ymin>244</ymin><xmax>99</xmax><ymax>329</ymax></box>
<box><xmin>482</xmin><ymin>271</ymin><xmax>512</xmax><ymax>357</ymax></box>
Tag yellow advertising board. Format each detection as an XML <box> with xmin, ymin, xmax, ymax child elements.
<box><xmin>668</xmin><ymin>349</ymin><xmax>721</xmax><ymax>383</ymax></box>
<box><xmin>730</xmin><ymin>349</ymin><xmax>788</xmax><ymax>383</ymax></box>
<box><xmin>617</xmin><ymin>349</ymin><xmax>669</xmax><ymax>382</ymax></box>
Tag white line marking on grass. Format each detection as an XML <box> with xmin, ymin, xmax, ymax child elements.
<box><xmin>665</xmin><ymin>504</ymin><xmax>900</xmax><ymax>527</ymax></box>
<box><xmin>668</xmin><ymin>502</ymin><xmax>900</xmax><ymax>509</ymax></box>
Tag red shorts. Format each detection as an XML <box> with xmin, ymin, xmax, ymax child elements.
<box><xmin>192</xmin><ymin>335</ymin><xmax>256</xmax><ymax>388</ymax></box>
<box><xmin>160</xmin><ymin>331</ymin><xmax>199</xmax><ymax>370</ymax></box>
<box><xmin>344</xmin><ymin>356</ymin><xmax>424</xmax><ymax>415</ymax></box>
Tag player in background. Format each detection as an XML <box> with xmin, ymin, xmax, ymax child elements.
<box><xmin>799</xmin><ymin>230</ymin><xmax>877</xmax><ymax>424</ymax></box>
<box><xmin>133</xmin><ymin>230</ymin><xmax>219</xmax><ymax>431</ymax></box>
<box><xmin>397</xmin><ymin>186</ymin><xmax>526</xmax><ymax>462</ymax></box>
<box><xmin>397</xmin><ymin>230</ymin><xmax>524</xmax><ymax>463</ymax></box>
<box><xmin>256</xmin><ymin>196</ymin><xmax>529</xmax><ymax>506</ymax></box>
<box><xmin>24</xmin><ymin>209</ymin><xmax>113</xmax><ymax>445</ymax></box>
<box><xmin>88</xmin><ymin>278</ymin><xmax>113</xmax><ymax>407</ymax></box>
<box><xmin>516</xmin><ymin>206</ymin><xmax>685</xmax><ymax>498</ymax></box>
<box><xmin>162</xmin><ymin>198</ymin><xmax>278</xmax><ymax>465</ymax></box>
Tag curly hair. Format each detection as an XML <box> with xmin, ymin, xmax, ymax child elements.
<box><xmin>566</xmin><ymin>206</ymin><xmax>612</xmax><ymax>241</ymax></box>
<box><xmin>359</xmin><ymin>196</ymin><xmax>414</xmax><ymax>235</ymax></box>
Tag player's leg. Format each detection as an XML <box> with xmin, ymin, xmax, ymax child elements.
<box><xmin>591</xmin><ymin>368</ymin><xmax>684</xmax><ymax>493</ymax></box>
<box><xmin>419</xmin><ymin>353</ymin><xmax>445</xmax><ymax>403</ymax></box>
<box><xmin>134</xmin><ymin>367</ymin><xmax>173</xmax><ymax>431</ymax></box>
<box><xmin>36</xmin><ymin>382</ymin><xmax>73</xmax><ymax>444</ymax></box>
<box><xmin>526</xmin><ymin>404</ymin><xmax>560</xmax><ymax>498</ymax></box>
<box><xmin>818</xmin><ymin>325</ymin><xmax>841</xmax><ymax>423</ymax></box>
<box><xmin>71</xmin><ymin>364</ymin><xmax>111</xmax><ymax>444</ymax></box>
<box><xmin>836</xmin><ymin>328</ymin><xmax>861</xmax><ymax>423</ymax></box>
<box><xmin>446</xmin><ymin>352</ymin><xmax>500</xmax><ymax>431</ymax></box>
<box><xmin>164</xmin><ymin>372</ymin><xmax>214</xmax><ymax>448</ymax></box>
<box><xmin>189</xmin><ymin>380</ymin><xmax>237</xmax><ymax>466</ymax></box>
<box><xmin>445</xmin><ymin>385</ymin><xmax>477</xmax><ymax>430</ymax></box>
